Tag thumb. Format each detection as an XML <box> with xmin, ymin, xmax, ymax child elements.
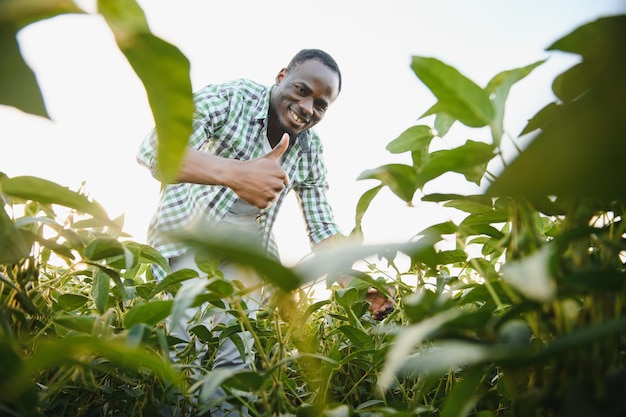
<box><xmin>266</xmin><ymin>133</ymin><xmax>289</xmax><ymax>160</ymax></box>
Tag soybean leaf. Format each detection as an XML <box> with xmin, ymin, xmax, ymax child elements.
<box><xmin>99</xmin><ymin>0</ymin><xmax>194</xmax><ymax>184</ymax></box>
<box><xmin>489</xmin><ymin>16</ymin><xmax>626</xmax><ymax>201</ymax></box>
<box><xmin>485</xmin><ymin>60</ymin><xmax>545</xmax><ymax>146</ymax></box>
<box><xmin>123</xmin><ymin>300</ymin><xmax>173</xmax><ymax>328</ymax></box>
<box><xmin>417</xmin><ymin>140</ymin><xmax>495</xmax><ymax>187</ymax></box>
<box><xmin>172</xmin><ymin>224</ymin><xmax>305</xmax><ymax>292</ymax></box>
<box><xmin>92</xmin><ymin>269</ymin><xmax>111</xmax><ymax>314</ymax></box>
<box><xmin>53</xmin><ymin>315</ymin><xmax>96</xmax><ymax>334</ymax></box>
<box><xmin>0</xmin><ymin>0</ymin><xmax>83</xmax><ymax>117</ymax></box>
<box><xmin>58</xmin><ymin>293</ymin><xmax>89</xmax><ymax>312</ymax></box>
<box><xmin>377</xmin><ymin>308</ymin><xmax>463</xmax><ymax>391</ymax></box>
<box><xmin>386</xmin><ymin>125</ymin><xmax>434</xmax><ymax>155</ymax></box>
<box><xmin>411</xmin><ymin>56</ymin><xmax>494</xmax><ymax>127</ymax></box>
<box><xmin>351</xmin><ymin>184</ymin><xmax>382</xmax><ymax>239</ymax></box>
<box><xmin>2</xmin><ymin>176</ymin><xmax>111</xmax><ymax>222</ymax></box>
<box><xmin>150</xmin><ymin>268</ymin><xmax>199</xmax><ymax>297</ymax></box>
<box><xmin>336</xmin><ymin>325</ymin><xmax>375</xmax><ymax>350</ymax></box>
<box><xmin>0</xmin><ymin>206</ymin><xmax>31</xmax><ymax>264</ymax></box>
<box><xmin>358</xmin><ymin>164</ymin><xmax>418</xmax><ymax>203</ymax></box>
<box><xmin>439</xmin><ymin>367</ymin><xmax>484</xmax><ymax>417</ymax></box>
<box><xmin>84</xmin><ymin>237</ymin><xmax>125</xmax><ymax>260</ymax></box>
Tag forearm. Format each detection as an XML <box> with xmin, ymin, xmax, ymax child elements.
<box><xmin>313</xmin><ymin>234</ymin><xmax>351</xmax><ymax>288</ymax></box>
<box><xmin>176</xmin><ymin>147</ymin><xmax>239</xmax><ymax>186</ymax></box>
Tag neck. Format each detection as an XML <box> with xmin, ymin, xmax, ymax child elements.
<box><xmin>266</xmin><ymin>117</ymin><xmax>283</xmax><ymax>148</ymax></box>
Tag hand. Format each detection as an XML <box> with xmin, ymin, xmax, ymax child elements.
<box><xmin>176</xmin><ymin>133</ymin><xmax>290</xmax><ymax>209</ymax></box>
<box><xmin>366</xmin><ymin>287</ymin><xmax>395</xmax><ymax>321</ymax></box>
<box><xmin>228</xmin><ymin>133</ymin><xmax>290</xmax><ymax>208</ymax></box>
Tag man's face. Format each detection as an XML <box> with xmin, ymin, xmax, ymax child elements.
<box><xmin>270</xmin><ymin>59</ymin><xmax>340</xmax><ymax>137</ymax></box>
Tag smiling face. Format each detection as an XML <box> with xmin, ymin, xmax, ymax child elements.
<box><xmin>268</xmin><ymin>59</ymin><xmax>340</xmax><ymax>141</ymax></box>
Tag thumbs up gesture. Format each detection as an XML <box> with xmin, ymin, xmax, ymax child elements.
<box><xmin>226</xmin><ymin>133</ymin><xmax>290</xmax><ymax>208</ymax></box>
<box><xmin>176</xmin><ymin>133</ymin><xmax>290</xmax><ymax>209</ymax></box>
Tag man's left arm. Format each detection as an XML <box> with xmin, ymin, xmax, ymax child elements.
<box><xmin>314</xmin><ymin>235</ymin><xmax>395</xmax><ymax>321</ymax></box>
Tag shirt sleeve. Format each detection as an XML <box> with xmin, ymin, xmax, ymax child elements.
<box><xmin>136</xmin><ymin>84</ymin><xmax>231</xmax><ymax>179</ymax></box>
<box><xmin>294</xmin><ymin>143</ymin><xmax>342</xmax><ymax>246</ymax></box>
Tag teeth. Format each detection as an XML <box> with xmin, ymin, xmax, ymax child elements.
<box><xmin>290</xmin><ymin>109</ymin><xmax>307</xmax><ymax>123</ymax></box>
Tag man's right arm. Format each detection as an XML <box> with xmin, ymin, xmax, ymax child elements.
<box><xmin>139</xmin><ymin>131</ymin><xmax>291</xmax><ymax>210</ymax></box>
<box><xmin>177</xmin><ymin>136</ymin><xmax>289</xmax><ymax>209</ymax></box>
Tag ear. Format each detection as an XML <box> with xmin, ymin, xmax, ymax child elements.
<box><xmin>275</xmin><ymin>68</ymin><xmax>287</xmax><ymax>84</ymax></box>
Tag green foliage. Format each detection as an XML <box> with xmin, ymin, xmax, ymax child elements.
<box><xmin>0</xmin><ymin>0</ymin><xmax>193</xmax><ymax>183</ymax></box>
<box><xmin>1</xmin><ymin>3</ymin><xmax>626</xmax><ymax>416</ymax></box>
<box><xmin>489</xmin><ymin>15</ymin><xmax>626</xmax><ymax>200</ymax></box>
<box><xmin>355</xmin><ymin>14</ymin><xmax>626</xmax><ymax>417</ymax></box>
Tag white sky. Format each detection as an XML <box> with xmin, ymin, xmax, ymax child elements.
<box><xmin>1</xmin><ymin>0</ymin><xmax>625</xmax><ymax>266</ymax></box>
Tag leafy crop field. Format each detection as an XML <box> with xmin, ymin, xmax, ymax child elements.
<box><xmin>1</xmin><ymin>2</ymin><xmax>625</xmax><ymax>416</ymax></box>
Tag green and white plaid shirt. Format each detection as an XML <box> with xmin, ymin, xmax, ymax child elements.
<box><xmin>137</xmin><ymin>78</ymin><xmax>341</xmax><ymax>278</ymax></box>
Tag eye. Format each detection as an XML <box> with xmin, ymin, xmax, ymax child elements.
<box><xmin>315</xmin><ymin>101</ymin><xmax>328</xmax><ymax>113</ymax></box>
<box><xmin>294</xmin><ymin>84</ymin><xmax>306</xmax><ymax>95</ymax></box>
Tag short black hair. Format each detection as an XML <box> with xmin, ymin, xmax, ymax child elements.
<box><xmin>286</xmin><ymin>49</ymin><xmax>342</xmax><ymax>94</ymax></box>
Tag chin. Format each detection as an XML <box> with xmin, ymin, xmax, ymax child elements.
<box><xmin>278</xmin><ymin>121</ymin><xmax>300</xmax><ymax>137</ymax></box>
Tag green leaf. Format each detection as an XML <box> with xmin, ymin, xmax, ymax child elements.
<box><xmin>84</xmin><ymin>237</ymin><xmax>125</xmax><ymax>260</ymax></box>
<box><xmin>435</xmin><ymin>249</ymin><xmax>467</xmax><ymax>265</ymax></box>
<box><xmin>386</xmin><ymin>125</ymin><xmax>434</xmax><ymax>154</ymax></box>
<box><xmin>23</xmin><ymin>335</ymin><xmax>179</xmax><ymax>385</ymax></box>
<box><xmin>440</xmin><ymin>367</ymin><xmax>484</xmax><ymax>417</ymax></box>
<box><xmin>357</xmin><ymin>164</ymin><xmax>418</xmax><ymax>203</ymax></box>
<box><xmin>501</xmin><ymin>245</ymin><xmax>556</xmax><ymax>303</ymax></box>
<box><xmin>335</xmin><ymin>287</ymin><xmax>360</xmax><ymax>309</ymax></box>
<box><xmin>417</xmin><ymin>140</ymin><xmax>495</xmax><ymax>187</ymax></box>
<box><xmin>0</xmin><ymin>205</ymin><xmax>31</xmax><ymax>264</ymax></box>
<box><xmin>296</xmin><ymin>300</ymin><xmax>331</xmax><ymax>329</ymax></box>
<box><xmin>0</xmin><ymin>25</ymin><xmax>48</xmax><ymax>118</ymax></box>
<box><xmin>172</xmin><ymin>224</ymin><xmax>306</xmax><ymax>292</ymax></box>
<box><xmin>0</xmin><ymin>1</ymin><xmax>84</xmax><ymax>118</ymax></box>
<box><xmin>443</xmin><ymin>196</ymin><xmax>494</xmax><ymax>215</ymax></box>
<box><xmin>411</xmin><ymin>56</ymin><xmax>494</xmax><ymax>127</ymax></box>
<box><xmin>205</xmin><ymin>278</ymin><xmax>234</xmax><ymax>298</ymax></box>
<box><xmin>546</xmin><ymin>15</ymin><xmax>626</xmax><ymax>58</ymax></box>
<box><xmin>126</xmin><ymin>241</ymin><xmax>169</xmax><ymax>270</ymax></box>
<box><xmin>518</xmin><ymin>102</ymin><xmax>559</xmax><ymax>136</ymax></box>
<box><xmin>485</xmin><ymin>60</ymin><xmax>545</xmax><ymax>146</ymax></box>
<box><xmin>2</xmin><ymin>176</ymin><xmax>111</xmax><ymax>221</ymax></box>
<box><xmin>100</xmin><ymin>0</ymin><xmax>193</xmax><ymax>184</ymax></box>
<box><xmin>434</xmin><ymin>112</ymin><xmax>456</xmax><ymax>137</ymax></box>
<box><xmin>377</xmin><ymin>308</ymin><xmax>463</xmax><ymax>392</ymax></box>
<box><xmin>54</xmin><ymin>315</ymin><xmax>96</xmax><ymax>334</ymax></box>
<box><xmin>196</xmin><ymin>368</ymin><xmax>239</xmax><ymax>403</ymax></box>
<box><xmin>490</xmin><ymin>90</ymin><xmax>626</xmax><ymax>200</ymax></box>
<box><xmin>58</xmin><ymin>293</ymin><xmax>89</xmax><ymax>311</ymax></box>
<box><xmin>459</xmin><ymin>209</ymin><xmax>509</xmax><ymax>228</ymax></box>
<box><xmin>563</xmin><ymin>268</ymin><xmax>626</xmax><ymax>293</ymax></box>
<box><xmin>0</xmin><ymin>341</ymin><xmax>38</xmax><ymax>416</ymax></box>
<box><xmin>190</xmin><ymin>324</ymin><xmax>212</xmax><ymax>342</ymax></box>
<box><xmin>222</xmin><ymin>371</ymin><xmax>266</xmax><ymax>391</ymax></box>
<box><xmin>351</xmin><ymin>184</ymin><xmax>382</xmax><ymax>239</ymax></box>
<box><xmin>121</xmin><ymin>34</ymin><xmax>193</xmax><ymax>184</ymax></box>
<box><xmin>423</xmin><ymin>193</ymin><xmax>490</xmax><ymax>204</ymax></box>
<box><xmin>92</xmin><ymin>269</ymin><xmax>111</xmax><ymax>314</ymax></box>
<box><xmin>336</xmin><ymin>325</ymin><xmax>375</xmax><ymax>350</ymax></box>
<box><xmin>150</xmin><ymin>268</ymin><xmax>198</xmax><ymax>297</ymax></box>
<box><xmin>123</xmin><ymin>300</ymin><xmax>173</xmax><ymax>328</ymax></box>
<box><xmin>297</xmin><ymin>240</ymin><xmax>437</xmax><ymax>286</ymax></box>
<box><xmin>489</xmin><ymin>16</ymin><xmax>626</xmax><ymax>201</ymax></box>
<box><xmin>33</xmin><ymin>235</ymin><xmax>74</xmax><ymax>259</ymax></box>
<box><xmin>551</xmin><ymin>63</ymin><xmax>588</xmax><ymax>103</ymax></box>
<box><xmin>169</xmin><ymin>277</ymin><xmax>208</xmax><ymax>331</ymax></box>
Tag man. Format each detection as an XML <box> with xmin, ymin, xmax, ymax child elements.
<box><xmin>138</xmin><ymin>49</ymin><xmax>393</xmax><ymax>414</ymax></box>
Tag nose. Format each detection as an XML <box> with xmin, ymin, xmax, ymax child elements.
<box><xmin>300</xmin><ymin>97</ymin><xmax>313</xmax><ymax>117</ymax></box>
